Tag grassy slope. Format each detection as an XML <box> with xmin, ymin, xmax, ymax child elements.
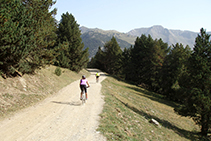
<box><xmin>0</xmin><ymin>65</ymin><xmax>90</xmax><ymax>119</ymax></box>
<box><xmin>98</xmin><ymin>76</ymin><xmax>200</xmax><ymax>141</ymax></box>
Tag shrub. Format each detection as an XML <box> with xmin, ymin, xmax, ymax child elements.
<box><xmin>55</xmin><ymin>67</ymin><xmax>62</xmax><ymax>76</ymax></box>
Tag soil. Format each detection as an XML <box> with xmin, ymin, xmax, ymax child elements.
<box><xmin>0</xmin><ymin>69</ymin><xmax>107</xmax><ymax>141</ymax></box>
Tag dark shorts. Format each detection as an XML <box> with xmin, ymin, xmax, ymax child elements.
<box><xmin>80</xmin><ymin>85</ymin><xmax>87</xmax><ymax>93</ymax></box>
<box><xmin>96</xmin><ymin>76</ymin><xmax>99</xmax><ymax>78</ymax></box>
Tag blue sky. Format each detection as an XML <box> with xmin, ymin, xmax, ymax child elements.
<box><xmin>50</xmin><ymin>0</ymin><xmax>211</xmax><ymax>33</ymax></box>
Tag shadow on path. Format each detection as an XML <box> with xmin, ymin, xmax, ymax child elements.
<box><xmin>52</xmin><ymin>101</ymin><xmax>81</xmax><ymax>106</ymax></box>
<box><xmin>86</xmin><ymin>68</ymin><xmax>100</xmax><ymax>72</ymax></box>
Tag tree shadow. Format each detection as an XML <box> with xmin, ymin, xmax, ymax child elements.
<box><xmin>52</xmin><ymin>101</ymin><xmax>81</xmax><ymax>106</ymax></box>
<box><xmin>114</xmin><ymin>96</ymin><xmax>199</xmax><ymax>140</ymax></box>
<box><xmin>126</xmin><ymin>85</ymin><xmax>178</xmax><ymax>108</ymax></box>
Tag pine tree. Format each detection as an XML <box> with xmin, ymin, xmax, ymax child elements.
<box><xmin>89</xmin><ymin>37</ymin><xmax>123</xmax><ymax>76</ymax></box>
<box><xmin>175</xmin><ymin>28</ymin><xmax>211</xmax><ymax>136</ymax></box>
<box><xmin>122</xmin><ymin>46</ymin><xmax>133</xmax><ymax>80</ymax></box>
<box><xmin>102</xmin><ymin>37</ymin><xmax>123</xmax><ymax>75</ymax></box>
<box><xmin>21</xmin><ymin>0</ymin><xmax>57</xmax><ymax>72</ymax></box>
<box><xmin>160</xmin><ymin>43</ymin><xmax>191</xmax><ymax>101</ymax></box>
<box><xmin>129</xmin><ymin>35</ymin><xmax>149</xmax><ymax>84</ymax></box>
<box><xmin>0</xmin><ymin>0</ymin><xmax>57</xmax><ymax>76</ymax></box>
<box><xmin>129</xmin><ymin>35</ymin><xmax>169</xmax><ymax>90</ymax></box>
<box><xmin>0</xmin><ymin>0</ymin><xmax>34</xmax><ymax>75</ymax></box>
<box><xmin>54</xmin><ymin>42</ymin><xmax>70</xmax><ymax>68</ymax></box>
<box><xmin>89</xmin><ymin>47</ymin><xmax>105</xmax><ymax>70</ymax></box>
<box><xmin>56</xmin><ymin>12</ymin><xmax>89</xmax><ymax>72</ymax></box>
<box><xmin>149</xmin><ymin>39</ymin><xmax>169</xmax><ymax>91</ymax></box>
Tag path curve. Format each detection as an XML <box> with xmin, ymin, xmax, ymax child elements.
<box><xmin>0</xmin><ymin>69</ymin><xmax>106</xmax><ymax>141</ymax></box>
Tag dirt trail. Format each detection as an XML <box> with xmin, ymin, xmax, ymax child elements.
<box><xmin>0</xmin><ymin>69</ymin><xmax>106</xmax><ymax>141</ymax></box>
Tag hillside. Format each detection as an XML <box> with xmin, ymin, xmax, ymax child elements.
<box><xmin>0</xmin><ymin>65</ymin><xmax>90</xmax><ymax>118</ymax></box>
<box><xmin>127</xmin><ymin>25</ymin><xmax>197</xmax><ymax>48</ymax></box>
<box><xmin>80</xmin><ymin>25</ymin><xmax>204</xmax><ymax>58</ymax></box>
<box><xmin>0</xmin><ymin>68</ymin><xmax>106</xmax><ymax>140</ymax></box>
<box><xmin>99</xmin><ymin>76</ymin><xmax>202</xmax><ymax>140</ymax></box>
<box><xmin>80</xmin><ymin>27</ymin><xmax>134</xmax><ymax>57</ymax></box>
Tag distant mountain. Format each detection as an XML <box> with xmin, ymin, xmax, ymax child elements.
<box><xmin>127</xmin><ymin>25</ymin><xmax>198</xmax><ymax>48</ymax></box>
<box><xmin>80</xmin><ymin>25</ymin><xmax>205</xmax><ymax>58</ymax></box>
<box><xmin>80</xmin><ymin>26</ymin><xmax>135</xmax><ymax>45</ymax></box>
<box><xmin>80</xmin><ymin>26</ymin><xmax>135</xmax><ymax>57</ymax></box>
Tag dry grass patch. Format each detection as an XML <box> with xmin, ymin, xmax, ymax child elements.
<box><xmin>0</xmin><ymin>65</ymin><xmax>90</xmax><ymax>119</ymax></box>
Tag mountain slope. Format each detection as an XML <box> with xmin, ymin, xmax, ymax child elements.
<box><xmin>81</xmin><ymin>25</ymin><xmax>205</xmax><ymax>58</ymax></box>
<box><xmin>127</xmin><ymin>25</ymin><xmax>197</xmax><ymax>48</ymax></box>
<box><xmin>80</xmin><ymin>27</ymin><xmax>134</xmax><ymax>57</ymax></box>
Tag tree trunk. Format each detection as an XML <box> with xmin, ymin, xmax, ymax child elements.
<box><xmin>201</xmin><ymin>114</ymin><xmax>208</xmax><ymax>136</ymax></box>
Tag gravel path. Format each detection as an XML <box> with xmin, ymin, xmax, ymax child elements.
<box><xmin>0</xmin><ymin>69</ymin><xmax>106</xmax><ymax>141</ymax></box>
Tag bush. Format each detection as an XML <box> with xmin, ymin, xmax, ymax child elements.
<box><xmin>55</xmin><ymin>67</ymin><xmax>62</xmax><ymax>76</ymax></box>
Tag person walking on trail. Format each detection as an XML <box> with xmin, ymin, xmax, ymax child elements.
<box><xmin>96</xmin><ymin>72</ymin><xmax>100</xmax><ymax>82</ymax></box>
<box><xmin>79</xmin><ymin>75</ymin><xmax>90</xmax><ymax>100</ymax></box>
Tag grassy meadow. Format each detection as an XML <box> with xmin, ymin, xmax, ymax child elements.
<box><xmin>98</xmin><ymin>76</ymin><xmax>201</xmax><ymax>141</ymax></box>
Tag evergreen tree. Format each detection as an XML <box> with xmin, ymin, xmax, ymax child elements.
<box><xmin>122</xmin><ymin>46</ymin><xmax>133</xmax><ymax>80</ymax></box>
<box><xmin>0</xmin><ymin>0</ymin><xmax>32</xmax><ymax>75</ymax></box>
<box><xmin>102</xmin><ymin>37</ymin><xmax>123</xmax><ymax>75</ymax></box>
<box><xmin>129</xmin><ymin>35</ymin><xmax>149</xmax><ymax>84</ymax></box>
<box><xmin>90</xmin><ymin>47</ymin><xmax>105</xmax><ymax>70</ymax></box>
<box><xmin>175</xmin><ymin>28</ymin><xmax>211</xmax><ymax>136</ymax></box>
<box><xmin>56</xmin><ymin>12</ymin><xmax>89</xmax><ymax>72</ymax></box>
<box><xmin>21</xmin><ymin>0</ymin><xmax>57</xmax><ymax>71</ymax></box>
<box><xmin>149</xmin><ymin>39</ymin><xmax>169</xmax><ymax>91</ymax></box>
<box><xmin>129</xmin><ymin>35</ymin><xmax>169</xmax><ymax>90</ymax></box>
<box><xmin>0</xmin><ymin>0</ymin><xmax>57</xmax><ymax>76</ymax></box>
<box><xmin>160</xmin><ymin>43</ymin><xmax>191</xmax><ymax>101</ymax></box>
<box><xmin>89</xmin><ymin>37</ymin><xmax>123</xmax><ymax>76</ymax></box>
<box><xmin>54</xmin><ymin>42</ymin><xmax>70</xmax><ymax>68</ymax></box>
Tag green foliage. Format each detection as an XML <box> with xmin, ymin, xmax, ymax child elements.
<box><xmin>90</xmin><ymin>37</ymin><xmax>123</xmax><ymax>76</ymax></box>
<box><xmin>103</xmin><ymin>37</ymin><xmax>123</xmax><ymax>75</ymax></box>
<box><xmin>54</xmin><ymin>42</ymin><xmax>70</xmax><ymax>68</ymax></box>
<box><xmin>88</xmin><ymin>47</ymin><xmax>104</xmax><ymax>69</ymax></box>
<box><xmin>55</xmin><ymin>12</ymin><xmax>89</xmax><ymax>72</ymax></box>
<box><xmin>122</xmin><ymin>46</ymin><xmax>133</xmax><ymax>80</ymax></box>
<box><xmin>55</xmin><ymin>67</ymin><xmax>62</xmax><ymax>76</ymax></box>
<box><xmin>126</xmin><ymin>35</ymin><xmax>169</xmax><ymax>91</ymax></box>
<box><xmin>160</xmin><ymin>43</ymin><xmax>192</xmax><ymax>101</ymax></box>
<box><xmin>0</xmin><ymin>0</ymin><xmax>32</xmax><ymax>75</ymax></box>
<box><xmin>21</xmin><ymin>0</ymin><xmax>57</xmax><ymax>70</ymax></box>
<box><xmin>175</xmin><ymin>28</ymin><xmax>211</xmax><ymax>136</ymax></box>
<box><xmin>0</xmin><ymin>0</ymin><xmax>57</xmax><ymax>76</ymax></box>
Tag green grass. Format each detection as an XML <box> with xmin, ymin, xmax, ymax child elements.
<box><xmin>98</xmin><ymin>76</ymin><xmax>201</xmax><ymax>141</ymax></box>
<box><xmin>2</xmin><ymin>93</ymin><xmax>14</xmax><ymax>99</ymax></box>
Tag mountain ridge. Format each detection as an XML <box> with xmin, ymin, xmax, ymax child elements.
<box><xmin>80</xmin><ymin>25</ymin><xmax>210</xmax><ymax>58</ymax></box>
